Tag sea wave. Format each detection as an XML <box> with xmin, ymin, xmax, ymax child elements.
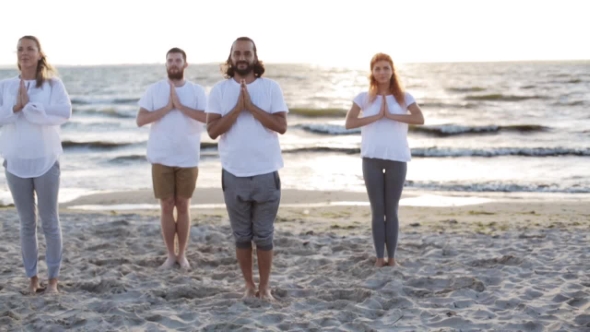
<box><xmin>404</xmin><ymin>181</ymin><xmax>590</xmax><ymax>193</ymax></box>
<box><xmin>412</xmin><ymin>124</ymin><xmax>549</xmax><ymax>136</ymax></box>
<box><xmin>282</xmin><ymin>146</ymin><xmax>590</xmax><ymax>157</ymax></box>
<box><xmin>63</xmin><ymin>141</ymin><xmax>217</xmax><ymax>151</ymax></box>
<box><xmin>71</xmin><ymin>97</ymin><xmax>139</xmax><ymax>105</ymax></box>
<box><xmin>73</xmin><ymin>107</ymin><xmax>136</xmax><ymax>119</ymax></box>
<box><xmin>289</xmin><ymin>108</ymin><xmax>347</xmax><ymax>117</ymax></box>
<box><xmin>465</xmin><ymin>94</ymin><xmax>546</xmax><ymax>101</ymax></box>
<box><xmin>62</xmin><ymin>140</ymin><xmax>136</xmax><ymax>149</ymax></box>
<box><xmin>296</xmin><ymin>123</ymin><xmax>549</xmax><ymax>137</ymax></box>
<box><xmin>446</xmin><ymin>87</ymin><xmax>486</xmax><ymax>92</ymax></box>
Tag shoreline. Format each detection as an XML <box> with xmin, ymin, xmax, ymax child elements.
<box><xmin>57</xmin><ymin>187</ymin><xmax>590</xmax><ymax>211</ymax></box>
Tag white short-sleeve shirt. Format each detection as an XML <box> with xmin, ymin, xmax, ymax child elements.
<box><xmin>206</xmin><ymin>77</ymin><xmax>288</xmax><ymax>177</ymax></box>
<box><xmin>353</xmin><ymin>91</ymin><xmax>416</xmax><ymax>162</ymax></box>
<box><xmin>138</xmin><ymin>79</ymin><xmax>207</xmax><ymax>167</ymax></box>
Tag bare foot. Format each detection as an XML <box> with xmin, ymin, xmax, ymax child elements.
<box><xmin>242</xmin><ymin>284</ymin><xmax>257</xmax><ymax>299</ymax></box>
<box><xmin>375</xmin><ymin>258</ymin><xmax>385</xmax><ymax>267</ymax></box>
<box><xmin>257</xmin><ymin>287</ymin><xmax>276</xmax><ymax>302</ymax></box>
<box><xmin>178</xmin><ymin>256</ymin><xmax>191</xmax><ymax>271</ymax></box>
<box><xmin>387</xmin><ymin>258</ymin><xmax>396</xmax><ymax>267</ymax></box>
<box><xmin>46</xmin><ymin>278</ymin><xmax>59</xmax><ymax>294</ymax></box>
<box><xmin>159</xmin><ymin>255</ymin><xmax>177</xmax><ymax>270</ymax></box>
<box><xmin>28</xmin><ymin>276</ymin><xmax>40</xmax><ymax>295</ymax></box>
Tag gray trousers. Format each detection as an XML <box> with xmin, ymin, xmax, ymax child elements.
<box><xmin>362</xmin><ymin>157</ymin><xmax>407</xmax><ymax>259</ymax></box>
<box><xmin>4</xmin><ymin>161</ymin><xmax>62</xmax><ymax>279</ymax></box>
<box><xmin>221</xmin><ymin>169</ymin><xmax>281</xmax><ymax>251</ymax></box>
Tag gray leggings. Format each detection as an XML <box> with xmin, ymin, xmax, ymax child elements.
<box><xmin>4</xmin><ymin>161</ymin><xmax>62</xmax><ymax>279</ymax></box>
<box><xmin>362</xmin><ymin>157</ymin><xmax>407</xmax><ymax>259</ymax></box>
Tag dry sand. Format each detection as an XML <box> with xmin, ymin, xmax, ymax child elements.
<box><xmin>0</xmin><ymin>189</ymin><xmax>589</xmax><ymax>331</ymax></box>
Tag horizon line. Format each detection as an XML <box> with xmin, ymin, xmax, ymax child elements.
<box><xmin>0</xmin><ymin>58</ymin><xmax>588</xmax><ymax>69</ymax></box>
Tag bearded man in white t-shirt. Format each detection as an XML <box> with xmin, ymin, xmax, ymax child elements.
<box><xmin>136</xmin><ymin>48</ymin><xmax>207</xmax><ymax>271</ymax></box>
<box><xmin>206</xmin><ymin>37</ymin><xmax>288</xmax><ymax>301</ymax></box>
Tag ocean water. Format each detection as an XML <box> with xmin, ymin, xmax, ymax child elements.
<box><xmin>0</xmin><ymin>61</ymin><xmax>589</xmax><ymax>205</ymax></box>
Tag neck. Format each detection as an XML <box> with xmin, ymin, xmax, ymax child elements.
<box><xmin>377</xmin><ymin>83</ymin><xmax>390</xmax><ymax>95</ymax></box>
<box><xmin>20</xmin><ymin>67</ymin><xmax>37</xmax><ymax>80</ymax></box>
<box><xmin>233</xmin><ymin>73</ymin><xmax>256</xmax><ymax>84</ymax></box>
<box><xmin>169</xmin><ymin>78</ymin><xmax>185</xmax><ymax>87</ymax></box>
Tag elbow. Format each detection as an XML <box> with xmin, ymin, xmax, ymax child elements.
<box><xmin>411</xmin><ymin>114</ymin><xmax>425</xmax><ymax>126</ymax></box>
<box><xmin>136</xmin><ymin>118</ymin><xmax>145</xmax><ymax>127</ymax></box>
<box><xmin>65</xmin><ymin>104</ymin><xmax>73</xmax><ymax>119</ymax></box>
<box><xmin>344</xmin><ymin>121</ymin><xmax>353</xmax><ymax>130</ymax></box>
<box><xmin>206</xmin><ymin>127</ymin><xmax>219</xmax><ymax>140</ymax></box>
<box><xmin>277</xmin><ymin>124</ymin><xmax>287</xmax><ymax>135</ymax></box>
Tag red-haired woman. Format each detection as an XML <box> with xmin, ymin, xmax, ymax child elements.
<box><xmin>345</xmin><ymin>53</ymin><xmax>425</xmax><ymax>267</ymax></box>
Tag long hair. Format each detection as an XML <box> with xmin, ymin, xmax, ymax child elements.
<box><xmin>221</xmin><ymin>37</ymin><xmax>265</xmax><ymax>78</ymax></box>
<box><xmin>17</xmin><ymin>36</ymin><xmax>57</xmax><ymax>88</ymax></box>
<box><xmin>368</xmin><ymin>53</ymin><xmax>405</xmax><ymax>108</ymax></box>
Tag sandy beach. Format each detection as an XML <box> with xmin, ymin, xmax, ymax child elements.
<box><xmin>0</xmin><ymin>189</ymin><xmax>589</xmax><ymax>331</ymax></box>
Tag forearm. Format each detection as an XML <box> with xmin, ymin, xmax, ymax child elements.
<box><xmin>386</xmin><ymin>113</ymin><xmax>424</xmax><ymax>125</ymax></box>
<box><xmin>345</xmin><ymin>114</ymin><xmax>381</xmax><ymax>129</ymax></box>
<box><xmin>42</xmin><ymin>103</ymin><xmax>72</xmax><ymax>119</ymax></box>
<box><xmin>27</xmin><ymin>102</ymin><xmax>72</xmax><ymax>119</ymax></box>
<box><xmin>178</xmin><ymin>105</ymin><xmax>206</xmax><ymax>123</ymax></box>
<box><xmin>136</xmin><ymin>106</ymin><xmax>171</xmax><ymax>127</ymax></box>
<box><xmin>248</xmin><ymin>106</ymin><xmax>287</xmax><ymax>134</ymax></box>
<box><xmin>0</xmin><ymin>104</ymin><xmax>19</xmax><ymax>124</ymax></box>
<box><xmin>22</xmin><ymin>103</ymin><xmax>70</xmax><ymax>126</ymax></box>
<box><xmin>206</xmin><ymin>107</ymin><xmax>241</xmax><ymax>139</ymax></box>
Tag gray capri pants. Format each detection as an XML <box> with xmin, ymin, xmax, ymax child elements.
<box><xmin>222</xmin><ymin>169</ymin><xmax>281</xmax><ymax>251</ymax></box>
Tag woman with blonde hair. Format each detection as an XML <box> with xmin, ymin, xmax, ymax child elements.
<box><xmin>0</xmin><ymin>36</ymin><xmax>72</xmax><ymax>294</ymax></box>
<box><xmin>345</xmin><ymin>53</ymin><xmax>425</xmax><ymax>267</ymax></box>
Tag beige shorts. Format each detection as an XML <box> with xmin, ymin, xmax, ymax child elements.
<box><xmin>151</xmin><ymin>164</ymin><xmax>199</xmax><ymax>200</ymax></box>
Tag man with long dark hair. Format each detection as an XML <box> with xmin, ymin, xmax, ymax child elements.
<box><xmin>206</xmin><ymin>37</ymin><xmax>288</xmax><ymax>301</ymax></box>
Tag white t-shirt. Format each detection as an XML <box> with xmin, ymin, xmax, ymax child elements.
<box><xmin>0</xmin><ymin>76</ymin><xmax>72</xmax><ymax>178</ymax></box>
<box><xmin>138</xmin><ymin>79</ymin><xmax>207</xmax><ymax>168</ymax></box>
<box><xmin>206</xmin><ymin>77</ymin><xmax>288</xmax><ymax>177</ymax></box>
<box><xmin>353</xmin><ymin>91</ymin><xmax>416</xmax><ymax>162</ymax></box>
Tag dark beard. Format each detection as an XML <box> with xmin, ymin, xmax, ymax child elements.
<box><xmin>233</xmin><ymin>61</ymin><xmax>253</xmax><ymax>76</ymax></box>
<box><xmin>167</xmin><ymin>70</ymin><xmax>183</xmax><ymax>80</ymax></box>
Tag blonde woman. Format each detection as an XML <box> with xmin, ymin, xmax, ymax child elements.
<box><xmin>0</xmin><ymin>36</ymin><xmax>72</xmax><ymax>294</ymax></box>
<box><xmin>345</xmin><ymin>53</ymin><xmax>425</xmax><ymax>267</ymax></box>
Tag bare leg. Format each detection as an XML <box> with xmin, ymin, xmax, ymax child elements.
<box><xmin>257</xmin><ymin>248</ymin><xmax>275</xmax><ymax>302</ymax></box>
<box><xmin>236</xmin><ymin>247</ymin><xmax>257</xmax><ymax>298</ymax></box>
<box><xmin>175</xmin><ymin>197</ymin><xmax>191</xmax><ymax>270</ymax></box>
<box><xmin>159</xmin><ymin>197</ymin><xmax>177</xmax><ymax>269</ymax></box>
<box><xmin>387</xmin><ymin>258</ymin><xmax>396</xmax><ymax>266</ymax></box>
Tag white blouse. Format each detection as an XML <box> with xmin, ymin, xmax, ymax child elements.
<box><xmin>0</xmin><ymin>76</ymin><xmax>72</xmax><ymax>178</ymax></box>
<box><xmin>353</xmin><ymin>91</ymin><xmax>416</xmax><ymax>162</ymax></box>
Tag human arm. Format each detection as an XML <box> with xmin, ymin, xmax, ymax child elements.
<box><xmin>241</xmin><ymin>81</ymin><xmax>287</xmax><ymax>134</ymax></box>
<box><xmin>206</xmin><ymin>85</ymin><xmax>244</xmax><ymax>139</ymax></box>
<box><xmin>0</xmin><ymin>80</ymin><xmax>20</xmax><ymax>125</ymax></box>
<box><xmin>22</xmin><ymin>78</ymin><xmax>72</xmax><ymax>126</ymax></box>
<box><xmin>384</xmin><ymin>102</ymin><xmax>425</xmax><ymax>125</ymax></box>
<box><xmin>344</xmin><ymin>95</ymin><xmax>386</xmax><ymax>129</ymax></box>
<box><xmin>173</xmin><ymin>82</ymin><xmax>207</xmax><ymax>123</ymax></box>
<box><xmin>136</xmin><ymin>84</ymin><xmax>174</xmax><ymax>127</ymax></box>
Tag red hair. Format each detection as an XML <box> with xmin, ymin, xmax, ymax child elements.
<box><xmin>368</xmin><ymin>53</ymin><xmax>405</xmax><ymax>108</ymax></box>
